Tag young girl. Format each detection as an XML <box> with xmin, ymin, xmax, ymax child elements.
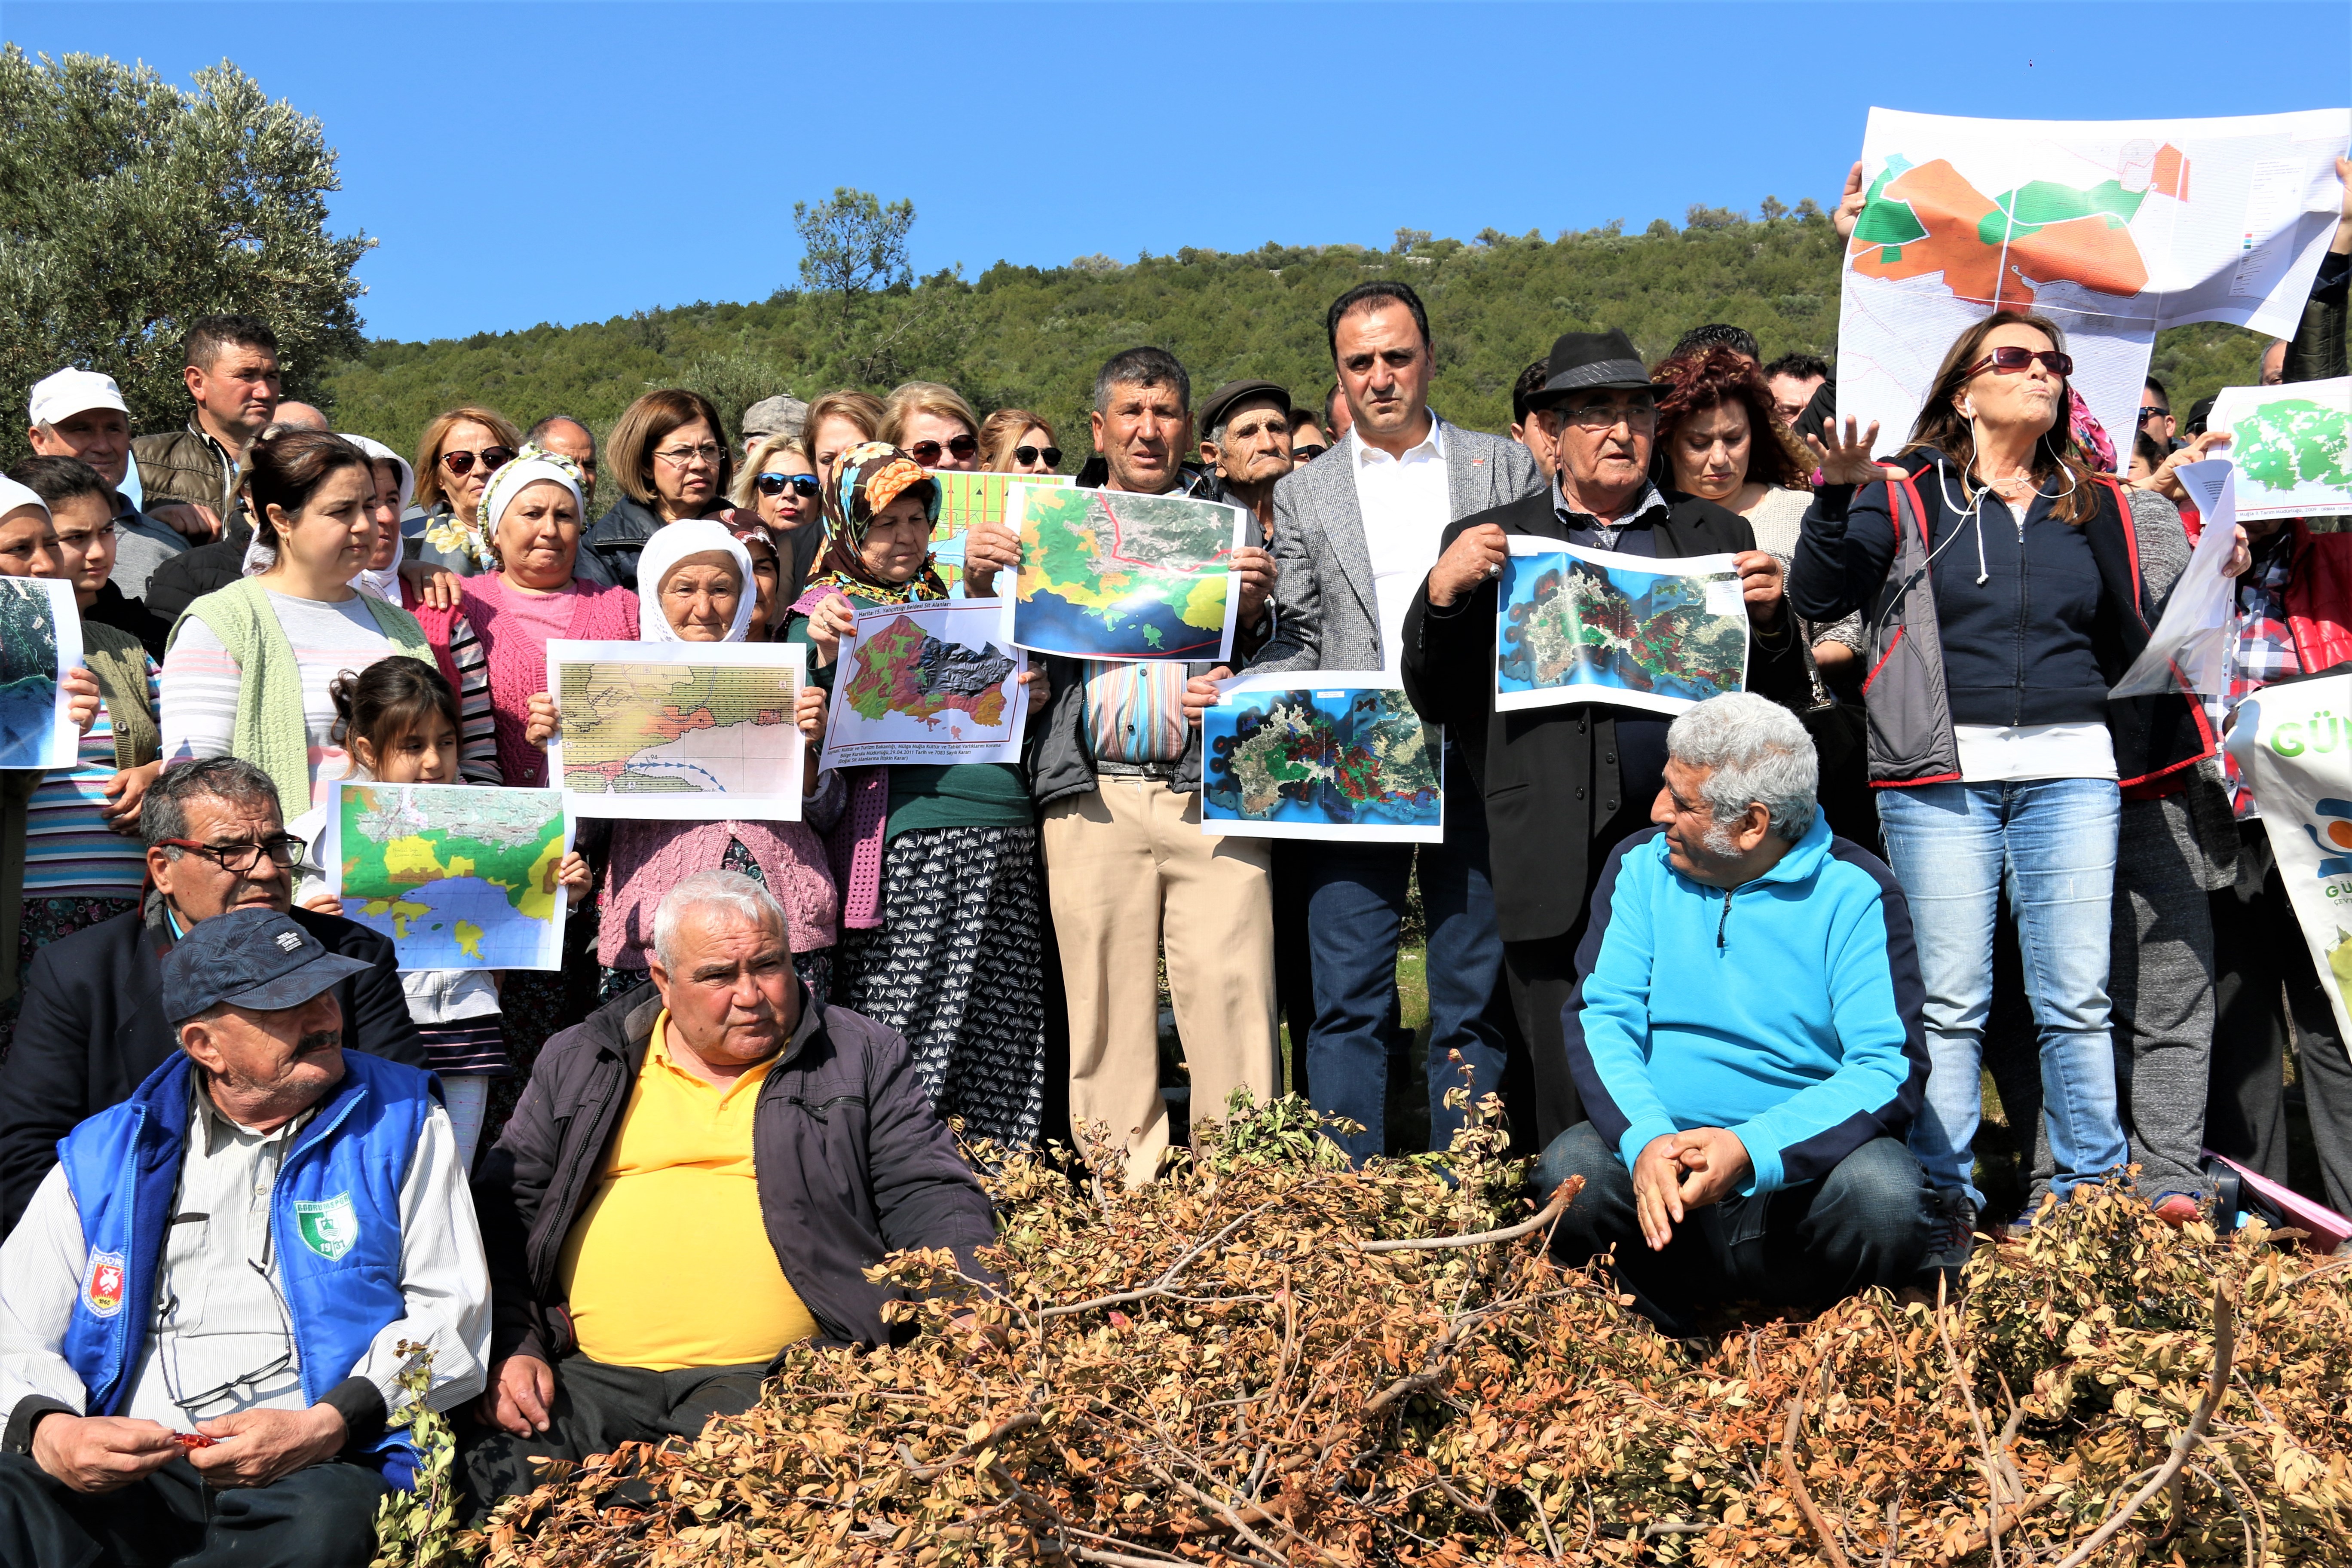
<box><xmin>291</xmin><ymin>658</ymin><xmax>588</xmax><ymax>1169</ymax></box>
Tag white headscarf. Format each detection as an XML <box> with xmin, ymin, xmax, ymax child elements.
<box><xmin>0</xmin><ymin>477</ymin><xmax>49</xmax><ymax>524</ymax></box>
<box><xmin>478</xmin><ymin>448</ymin><xmax>585</xmax><ymax>548</ymax></box>
<box><xmin>636</xmin><ymin>518</ymin><xmax>755</xmax><ymax>643</ymax></box>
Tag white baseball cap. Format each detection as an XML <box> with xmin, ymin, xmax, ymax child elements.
<box><xmin>29</xmin><ymin>368</ymin><xmax>130</xmax><ymax>428</ymax></box>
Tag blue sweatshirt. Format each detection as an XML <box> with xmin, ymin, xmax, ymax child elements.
<box><xmin>1565</xmin><ymin>816</ymin><xmax>1928</xmax><ymax>1196</ymax></box>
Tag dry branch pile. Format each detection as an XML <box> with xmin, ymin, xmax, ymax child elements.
<box><xmin>477</xmin><ymin>1098</ymin><xmax>2352</xmax><ymax>1566</ymax></box>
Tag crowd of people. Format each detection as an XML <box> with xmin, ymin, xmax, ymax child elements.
<box><xmin>0</xmin><ymin>159</ymin><xmax>2344</xmax><ymax>1564</ymax></box>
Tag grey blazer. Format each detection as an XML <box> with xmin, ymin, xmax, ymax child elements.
<box><xmin>1252</xmin><ymin>417</ymin><xmax>1543</xmax><ymax>675</ymax></box>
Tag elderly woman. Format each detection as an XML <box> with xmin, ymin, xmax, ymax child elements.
<box><xmin>732</xmin><ymin>432</ymin><xmax>824</xmax><ymax>609</ymax></box>
<box><xmin>526</xmin><ymin>518</ymin><xmax>840</xmax><ymax>1007</ymax></box>
<box><xmin>1791</xmin><ymin>311</ymin><xmax>2248</xmax><ymax>1278</ymax></box>
<box><xmin>785</xmin><ymin>443</ymin><xmax>1047</xmax><ymax>1147</ymax></box>
<box><xmin>979</xmin><ymin>409</ymin><xmax>1061</xmax><ymax>475</ymax></box>
<box><xmin>162</xmin><ymin>429</ymin><xmax>447</xmax><ymax>817</ymax></box>
<box><xmin>878</xmin><ymin>382</ymin><xmax>982</xmax><ymax>472</ymax></box>
<box><xmin>411</xmin><ymin>404</ymin><xmax>524</xmax><ymax>576</ymax></box>
<box><xmin>805</xmin><ymin>389</ymin><xmax>885</xmax><ymax>496</ymax></box>
<box><xmin>575</xmin><ymin>389</ymin><xmax>734</xmax><ymax>593</ymax></box>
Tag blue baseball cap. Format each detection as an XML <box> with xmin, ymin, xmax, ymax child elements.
<box><xmin>160</xmin><ymin>908</ymin><xmax>371</xmax><ymax>1026</ymax></box>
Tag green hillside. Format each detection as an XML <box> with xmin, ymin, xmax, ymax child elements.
<box><xmin>321</xmin><ymin>211</ymin><xmax>2263</xmax><ymax>482</ymax></box>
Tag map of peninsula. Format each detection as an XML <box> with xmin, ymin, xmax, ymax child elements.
<box><xmin>843</xmin><ymin>613</ymin><xmax>1012</xmax><ymax>728</ymax></box>
<box><xmin>333</xmin><ymin>783</ymin><xmax>570</xmax><ymax>971</ymax></box>
<box><xmin>558</xmin><ymin>662</ymin><xmax>795</xmax><ymax>795</ymax></box>
<box><xmin>1007</xmin><ymin>484</ymin><xmax>1237</xmax><ymax>660</ymax></box>
<box><xmin>1204</xmin><ymin>684</ymin><xmax>1442</xmax><ymax>842</ymax></box>
<box><xmin>1496</xmin><ymin>546</ymin><xmax>1748</xmax><ymax>715</ymax></box>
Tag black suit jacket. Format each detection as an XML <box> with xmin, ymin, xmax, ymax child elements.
<box><xmin>0</xmin><ymin>900</ymin><xmax>429</xmax><ymax>1235</ymax></box>
<box><xmin>1401</xmin><ymin>489</ymin><xmax>1811</xmax><ymax>945</ymax></box>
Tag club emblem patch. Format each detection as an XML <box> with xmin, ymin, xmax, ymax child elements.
<box><xmin>294</xmin><ymin>1193</ymin><xmax>358</xmax><ymax>1261</ymax></box>
<box><xmin>83</xmin><ymin>1250</ymin><xmax>126</xmax><ymax>1318</ymax></box>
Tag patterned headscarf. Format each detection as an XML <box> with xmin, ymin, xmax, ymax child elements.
<box><xmin>803</xmin><ymin>441</ymin><xmax>946</xmax><ymax>605</ymax></box>
<box><xmin>2066</xmin><ymin>386</ymin><xmax>2118</xmax><ymax>476</ymax></box>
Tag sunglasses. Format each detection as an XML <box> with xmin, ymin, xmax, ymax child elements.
<box><xmin>1292</xmin><ymin>444</ymin><xmax>1329</xmax><ymax>462</ymax></box>
<box><xmin>907</xmin><ymin>435</ymin><xmax>979</xmax><ymax>466</ymax></box>
<box><xmin>1014</xmin><ymin>444</ymin><xmax>1063</xmax><ymax>468</ymax></box>
<box><xmin>754</xmin><ymin>472</ymin><xmax>822</xmax><ymax>499</ymax></box>
<box><xmin>2140</xmin><ymin>405</ymin><xmax>2171</xmax><ymax>420</ymax></box>
<box><xmin>1963</xmin><ymin>346</ymin><xmax>2075</xmax><ymax>379</ymax></box>
<box><xmin>438</xmin><ymin>446</ymin><xmax>514</xmax><ymax>478</ymax></box>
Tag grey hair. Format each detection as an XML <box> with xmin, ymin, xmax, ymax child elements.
<box><xmin>1209</xmin><ymin>393</ymin><xmax>1287</xmax><ymax>450</ymax></box>
<box><xmin>651</xmin><ymin>870</ymin><xmax>790</xmax><ymax>974</ymax></box>
<box><xmin>1092</xmin><ymin>346</ymin><xmax>1189</xmax><ymax>414</ymax></box>
<box><xmin>1666</xmin><ymin>692</ymin><xmax>1818</xmax><ymax>843</ymax></box>
<box><xmin>141</xmin><ymin>758</ymin><xmax>282</xmax><ymax>849</ymax></box>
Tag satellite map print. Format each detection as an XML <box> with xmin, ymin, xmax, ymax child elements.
<box><xmin>1497</xmin><ymin>546</ymin><xmax>1748</xmax><ymax>715</ymax></box>
<box><xmin>1203</xmin><ymin>683</ymin><xmax>1442</xmax><ymax>842</ymax></box>
<box><xmin>1006</xmin><ymin>484</ymin><xmax>1238</xmax><ymax>660</ymax></box>
<box><xmin>0</xmin><ymin>577</ymin><xmax>63</xmax><ymax>768</ymax></box>
<box><xmin>335</xmin><ymin>782</ymin><xmax>568</xmax><ymax>970</ymax></box>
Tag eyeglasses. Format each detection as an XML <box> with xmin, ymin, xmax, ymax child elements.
<box><xmin>2140</xmin><ymin>405</ymin><xmax>2171</xmax><ymax>420</ymax></box>
<box><xmin>754</xmin><ymin>472</ymin><xmax>822</xmax><ymax>499</ymax></box>
<box><xmin>1291</xmin><ymin>444</ymin><xmax>1329</xmax><ymax>463</ymax></box>
<box><xmin>654</xmin><ymin>442</ymin><xmax>725</xmax><ymax>468</ymax></box>
<box><xmin>907</xmin><ymin>435</ymin><xmax>978</xmax><ymax>466</ymax></box>
<box><xmin>438</xmin><ymin>446</ymin><xmax>514</xmax><ymax>478</ymax></box>
<box><xmin>1013</xmin><ymin>444</ymin><xmax>1063</xmax><ymax>468</ymax></box>
<box><xmin>159</xmin><ymin>833</ymin><xmax>304</xmax><ymax>873</ymax></box>
<box><xmin>1963</xmin><ymin>346</ymin><xmax>2075</xmax><ymax>379</ymax></box>
<box><xmin>1560</xmin><ymin>400</ymin><xmax>1659</xmax><ymax>431</ymax></box>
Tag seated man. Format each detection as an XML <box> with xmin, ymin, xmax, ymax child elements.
<box><xmin>0</xmin><ymin>908</ymin><xmax>488</xmax><ymax>1568</ymax></box>
<box><xmin>0</xmin><ymin>759</ymin><xmax>427</xmax><ymax>1235</ymax></box>
<box><xmin>464</xmin><ymin>870</ymin><xmax>997</xmax><ymax>1506</ymax></box>
<box><xmin>1539</xmin><ymin>693</ymin><xmax>1932</xmax><ymax>1335</ymax></box>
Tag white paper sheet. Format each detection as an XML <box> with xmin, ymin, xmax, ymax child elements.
<box><xmin>2208</xmin><ymin>377</ymin><xmax>2352</xmax><ymax>522</ymax></box>
<box><xmin>819</xmin><ymin>600</ymin><xmax>1029</xmax><ymax>768</ymax></box>
<box><xmin>2111</xmin><ymin>460</ymin><xmax>2241</xmax><ymax>697</ymax></box>
<box><xmin>545</xmin><ymin>640</ymin><xmax>807</xmax><ymax>820</ymax></box>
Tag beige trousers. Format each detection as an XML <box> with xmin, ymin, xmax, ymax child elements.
<box><xmin>1044</xmin><ymin>777</ymin><xmax>1277</xmax><ymax>1185</ymax></box>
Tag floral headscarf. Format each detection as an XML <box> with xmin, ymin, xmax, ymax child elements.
<box><xmin>2066</xmin><ymin>386</ymin><xmax>2118</xmax><ymax>476</ymax></box>
<box><xmin>802</xmin><ymin>441</ymin><xmax>946</xmax><ymax>605</ymax></box>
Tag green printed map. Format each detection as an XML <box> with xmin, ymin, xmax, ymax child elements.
<box><xmin>2212</xmin><ymin>380</ymin><xmax>2352</xmax><ymax>519</ymax></box>
<box><xmin>1007</xmin><ymin>485</ymin><xmax>1234</xmax><ymax>659</ymax></box>
<box><xmin>336</xmin><ymin>783</ymin><xmax>567</xmax><ymax>969</ymax></box>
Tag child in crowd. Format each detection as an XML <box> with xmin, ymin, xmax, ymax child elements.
<box><xmin>290</xmin><ymin>657</ymin><xmax>588</xmax><ymax>1168</ymax></box>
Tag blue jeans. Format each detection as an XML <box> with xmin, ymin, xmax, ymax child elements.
<box><xmin>1302</xmin><ymin>744</ymin><xmax>1505</xmax><ymax>1162</ymax></box>
<box><xmin>1877</xmin><ymin>778</ymin><xmax>2127</xmax><ymax>1209</ymax></box>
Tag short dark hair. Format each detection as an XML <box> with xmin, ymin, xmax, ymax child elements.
<box><xmin>183</xmin><ymin>315</ymin><xmax>279</xmax><ymax>371</ymax></box>
<box><xmin>2133</xmin><ymin>430</ymin><xmax>2167</xmax><ymax>470</ymax></box>
<box><xmin>1323</xmin><ymin>384</ymin><xmax>1345</xmax><ymax>426</ymax></box>
<box><xmin>1093</xmin><ymin>347</ymin><xmax>1190</xmax><ymax>414</ymax></box>
<box><xmin>528</xmin><ymin>413</ymin><xmax>596</xmax><ymax>451</ymax></box>
<box><xmin>1671</xmin><ymin>323</ymin><xmax>1760</xmax><ymax>362</ymax></box>
<box><xmin>1761</xmin><ymin>351</ymin><xmax>1831</xmax><ymax>384</ymax></box>
<box><xmin>1510</xmin><ymin>358</ymin><xmax>1552</xmax><ymax>426</ymax></box>
<box><xmin>6</xmin><ymin>455</ymin><xmax>111</xmax><ymax>513</ymax></box>
<box><xmin>1326</xmin><ymin>281</ymin><xmax>1431</xmax><ymax>360</ymax></box>
<box><xmin>141</xmin><ymin>758</ymin><xmax>281</xmax><ymax>849</ymax></box>
<box><xmin>242</xmin><ymin>429</ymin><xmax>371</xmax><ymax>557</ymax></box>
<box><xmin>2144</xmin><ymin>374</ymin><xmax>2169</xmax><ymax>403</ymax></box>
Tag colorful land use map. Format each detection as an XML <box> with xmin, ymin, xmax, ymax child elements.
<box><xmin>2209</xmin><ymin>377</ymin><xmax>2352</xmax><ymax>521</ymax></box>
<box><xmin>0</xmin><ymin>576</ymin><xmax>77</xmax><ymax>770</ymax></box>
<box><xmin>822</xmin><ymin>600</ymin><xmax>1027</xmax><ymax>768</ymax></box>
<box><xmin>1202</xmin><ymin>677</ymin><xmax>1442</xmax><ymax>842</ymax></box>
<box><xmin>544</xmin><ymin>640</ymin><xmax>807</xmax><ymax>820</ymax></box>
<box><xmin>1839</xmin><ymin>108</ymin><xmax>2350</xmax><ymax>471</ymax></box>
<box><xmin>929</xmin><ymin>471</ymin><xmax>1072</xmax><ymax>597</ymax></box>
<box><xmin>1000</xmin><ymin>483</ymin><xmax>1242</xmax><ymax>661</ymax></box>
<box><xmin>328</xmin><ymin>782</ymin><xmax>570</xmax><ymax>971</ymax></box>
<box><xmin>1495</xmin><ymin>541</ymin><xmax>1749</xmax><ymax>716</ymax></box>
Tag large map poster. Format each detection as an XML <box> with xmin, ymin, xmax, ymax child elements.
<box><xmin>930</xmin><ymin>471</ymin><xmax>1072</xmax><ymax>597</ymax></box>
<box><xmin>1495</xmin><ymin>541</ymin><xmax>1749</xmax><ymax>715</ymax></box>
<box><xmin>821</xmin><ymin>600</ymin><xmax>1027</xmax><ymax>768</ymax></box>
<box><xmin>325</xmin><ymin>782</ymin><xmax>570</xmax><ymax>971</ymax></box>
<box><xmin>999</xmin><ymin>483</ymin><xmax>1242</xmax><ymax>662</ymax></box>
<box><xmin>545</xmin><ymin>640</ymin><xmax>807</xmax><ymax>820</ymax></box>
<box><xmin>2226</xmin><ymin>676</ymin><xmax>2352</xmax><ymax>1049</ymax></box>
<box><xmin>2208</xmin><ymin>376</ymin><xmax>2352</xmax><ymax>521</ymax></box>
<box><xmin>0</xmin><ymin>576</ymin><xmax>79</xmax><ymax>770</ymax></box>
<box><xmin>1838</xmin><ymin>107</ymin><xmax>2350</xmax><ymax>470</ymax></box>
<box><xmin>1201</xmin><ymin>675</ymin><xmax>1442</xmax><ymax>843</ymax></box>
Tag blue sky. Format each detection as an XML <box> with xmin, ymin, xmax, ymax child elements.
<box><xmin>9</xmin><ymin>2</ymin><xmax>2347</xmax><ymax>345</ymax></box>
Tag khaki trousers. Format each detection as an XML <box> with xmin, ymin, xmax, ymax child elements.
<box><xmin>1044</xmin><ymin>776</ymin><xmax>1276</xmax><ymax>1185</ymax></box>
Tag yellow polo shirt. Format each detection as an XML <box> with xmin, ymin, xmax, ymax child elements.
<box><xmin>555</xmin><ymin>1011</ymin><xmax>817</xmax><ymax>1369</ymax></box>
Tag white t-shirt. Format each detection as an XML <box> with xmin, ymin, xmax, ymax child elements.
<box><xmin>1952</xmin><ymin>721</ymin><xmax>2118</xmax><ymax>783</ymax></box>
<box><xmin>1349</xmin><ymin>420</ymin><xmax>1452</xmax><ymax>675</ymax></box>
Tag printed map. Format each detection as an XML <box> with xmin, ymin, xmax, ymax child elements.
<box><xmin>332</xmin><ymin>783</ymin><xmax>568</xmax><ymax>970</ymax></box>
<box><xmin>824</xmin><ymin>601</ymin><xmax>1026</xmax><ymax>768</ymax></box>
<box><xmin>1003</xmin><ymin>484</ymin><xmax>1239</xmax><ymax>661</ymax></box>
<box><xmin>1496</xmin><ymin>544</ymin><xmax>1748</xmax><ymax>715</ymax></box>
<box><xmin>2210</xmin><ymin>377</ymin><xmax>2352</xmax><ymax>520</ymax></box>
<box><xmin>1203</xmin><ymin>681</ymin><xmax>1442</xmax><ymax>842</ymax></box>
<box><xmin>0</xmin><ymin>576</ymin><xmax>73</xmax><ymax>769</ymax></box>
<box><xmin>547</xmin><ymin>641</ymin><xmax>808</xmax><ymax>820</ymax></box>
<box><xmin>929</xmin><ymin>471</ymin><xmax>1071</xmax><ymax>597</ymax></box>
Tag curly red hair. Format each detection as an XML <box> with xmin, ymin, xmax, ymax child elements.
<box><xmin>1647</xmin><ymin>346</ymin><xmax>1810</xmax><ymax>492</ymax></box>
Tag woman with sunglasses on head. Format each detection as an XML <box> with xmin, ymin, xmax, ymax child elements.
<box><xmin>878</xmin><ymin>382</ymin><xmax>982</xmax><ymax>472</ymax></box>
<box><xmin>1791</xmin><ymin>311</ymin><xmax>2248</xmax><ymax>1277</ymax></box>
<box><xmin>732</xmin><ymin>432</ymin><xmax>825</xmax><ymax>609</ymax></box>
<box><xmin>574</xmin><ymin>389</ymin><xmax>735</xmax><ymax>594</ymax></box>
<box><xmin>978</xmin><ymin>410</ymin><xmax>1062</xmax><ymax>476</ymax></box>
<box><xmin>412</xmin><ymin>405</ymin><xmax>524</xmax><ymax>576</ymax></box>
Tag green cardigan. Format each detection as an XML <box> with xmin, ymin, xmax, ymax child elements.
<box><xmin>169</xmin><ymin>578</ymin><xmax>431</xmax><ymax>819</ymax></box>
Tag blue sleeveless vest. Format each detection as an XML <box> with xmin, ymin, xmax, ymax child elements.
<box><xmin>55</xmin><ymin>1048</ymin><xmax>436</xmax><ymax>1488</ymax></box>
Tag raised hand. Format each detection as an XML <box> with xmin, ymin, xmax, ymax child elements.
<box><xmin>1833</xmin><ymin>160</ymin><xmax>1868</xmax><ymax>242</ymax></box>
<box><xmin>1803</xmin><ymin>416</ymin><xmax>1889</xmax><ymax>488</ymax></box>
<box><xmin>962</xmin><ymin>522</ymin><xmax>1021</xmax><ymax>600</ymax></box>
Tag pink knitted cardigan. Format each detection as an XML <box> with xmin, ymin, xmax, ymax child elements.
<box><xmin>459</xmin><ymin>573</ymin><xmax>640</xmax><ymax>788</ymax></box>
<box><xmin>787</xmin><ymin>584</ymin><xmax>890</xmax><ymax>931</ymax></box>
<box><xmin>598</xmin><ymin>776</ymin><xmax>848</xmax><ymax>970</ymax></box>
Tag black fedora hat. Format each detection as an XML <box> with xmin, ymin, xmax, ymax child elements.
<box><xmin>1528</xmin><ymin>329</ymin><xmax>1656</xmax><ymax>408</ymax></box>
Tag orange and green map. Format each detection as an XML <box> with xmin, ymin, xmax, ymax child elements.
<box><xmin>841</xmin><ymin>612</ymin><xmax>1014</xmax><ymax>728</ymax></box>
<box><xmin>1847</xmin><ymin>148</ymin><xmax>2187</xmax><ymax>306</ymax></box>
